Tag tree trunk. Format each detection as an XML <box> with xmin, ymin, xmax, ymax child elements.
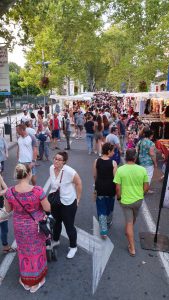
<box><xmin>87</xmin><ymin>65</ymin><xmax>96</xmax><ymax>92</ymax></box>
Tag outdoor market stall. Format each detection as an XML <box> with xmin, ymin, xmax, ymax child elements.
<box><xmin>156</xmin><ymin>139</ymin><xmax>169</xmax><ymax>161</ymax></box>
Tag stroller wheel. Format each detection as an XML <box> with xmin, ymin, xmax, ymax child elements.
<box><xmin>52</xmin><ymin>248</ymin><xmax>57</xmax><ymax>261</ymax></box>
<box><xmin>47</xmin><ymin>249</ymin><xmax>52</xmax><ymax>262</ymax></box>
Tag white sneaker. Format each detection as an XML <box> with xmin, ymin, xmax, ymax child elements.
<box><xmin>52</xmin><ymin>240</ymin><xmax>60</xmax><ymax>247</ymax></box>
<box><xmin>66</xmin><ymin>247</ymin><xmax>77</xmax><ymax>259</ymax></box>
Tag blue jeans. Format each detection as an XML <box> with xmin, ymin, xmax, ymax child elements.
<box><xmin>96</xmin><ymin>196</ymin><xmax>115</xmax><ymax>235</ymax></box>
<box><xmin>39</xmin><ymin>141</ymin><xmax>49</xmax><ymax>159</ymax></box>
<box><xmin>86</xmin><ymin>133</ymin><xmax>94</xmax><ymax>154</ymax></box>
<box><xmin>0</xmin><ymin>221</ymin><xmax>8</xmax><ymax>246</ymax></box>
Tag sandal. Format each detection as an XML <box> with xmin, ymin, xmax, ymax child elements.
<box><xmin>30</xmin><ymin>278</ymin><xmax>46</xmax><ymax>293</ymax></box>
<box><xmin>3</xmin><ymin>246</ymin><xmax>17</xmax><ymax>254</ymax></box>
<box><xmin>128</xmin><ymin>245</ymin><xmax>135</xmax><ymax>257</ymax></box>
<box><xmin>19</xmin><ymin>278</ymin><xmax>31</xmax><ymax>291</ymax></box>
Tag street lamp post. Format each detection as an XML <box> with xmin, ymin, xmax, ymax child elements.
<box><xmin>36</xmin><ymin>50</ymin><xmax>50</xmax><ymax>117</ymax></box>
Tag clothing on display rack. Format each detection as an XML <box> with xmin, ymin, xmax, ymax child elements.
<box><xmin>135</xmin><ymin>97</ymin><xmax>147</xmax><ymax>116</ymax></box>
<box><xmin>150</xmin><ymin>122</ymin><xmax>163</xmax><ymax>140</ymax></box>
<box><xmin>144</xmin><ymin>99</ymin><xmax>151</xmax><ymax>114</ymax></box>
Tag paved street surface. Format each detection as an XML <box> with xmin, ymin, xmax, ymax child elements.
<box><xmin>0</xmin><ymin>128</ymin><xmax>169</xmax><ymax>299</ymax></box>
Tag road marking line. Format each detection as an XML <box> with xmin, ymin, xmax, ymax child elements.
<box><xmin>0</xmin><ymin>240</ymin><xmax>17</xmax><ymax>285</ymax></box>
<box><xmin>141</xmin><ymin>201</ymin><xmax>169</xmax><ymax>281</ymax></box>
<box><xmin>0</xmin><ymin>177</ymin><xmax>51</xmax><ymax>286</ymax></box>
<box><xmin>61</xmin><ymin>217</ymin><xmax>114</xmax><ymax>294</ymax></box>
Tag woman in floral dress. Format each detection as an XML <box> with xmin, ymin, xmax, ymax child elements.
<box><xmin>5</xmin><ymin>164</ymin><xmax>50</xmax><ymax>293</ymax></box>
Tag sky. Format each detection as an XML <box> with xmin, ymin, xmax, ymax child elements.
<box><xmin>8</xmin><ymin>44</ymin><xmax>26</xmax><ymax>67</ymax></box>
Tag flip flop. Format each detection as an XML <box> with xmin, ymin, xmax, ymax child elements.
<box><xmin>30</xmin><ymin>278</ymin><xmax>46</xmax><ymax>293</ymax></box>
<box><xmin>3</xmin><ymin>246</ymin><xmax>17</xmax><ymax>254</ymax></box>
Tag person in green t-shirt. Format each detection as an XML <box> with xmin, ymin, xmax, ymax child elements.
<box><xmin>114</xmin><ymin>149</ymin><xmax>149</xmax><ymax>257</ymax></box>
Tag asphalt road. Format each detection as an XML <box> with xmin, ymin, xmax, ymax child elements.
<box><xmin>0</xmin><ymin>136</ymin><xmax>169</xmax><ymax>300</ymax></box>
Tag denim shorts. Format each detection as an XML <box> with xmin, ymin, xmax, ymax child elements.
<box><xmin>52</xmin><ymin>129</ymin><xmax>59</xmax><ymax>139</ymax></box>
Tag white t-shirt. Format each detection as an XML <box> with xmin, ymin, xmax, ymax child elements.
<box><xmin>49</xmin><ymin>164</ymin><xmax>77</xmax><ymax>205</ymax></box>
<box><xmin>106</xmin><ymin>133</ymin><xmax>120</xmax><ymax>145</ymax></box>
<box><xmin>18</xmin><ymin>135</ymin><xmax>33</xmax><ymax>163</ymax></box>
<box><xmin>21</xmin><ymin>115</ymin><xmax>30</xmax><ymax>123</ymax></box>
<box><xmin>26</xmin><ymin>127</ymin><xmax>36</xmax><ymax>136</ymax></box>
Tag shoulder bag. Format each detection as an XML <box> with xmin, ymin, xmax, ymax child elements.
<box><xmin>11</xmin><ymin>188</ymin><xmax>51</xmax><ymax>237</ymax></box>
<box><xmin>48</xmin><ymin>170</ymin><xmax>64</xmax><ymax>209</ymax></box>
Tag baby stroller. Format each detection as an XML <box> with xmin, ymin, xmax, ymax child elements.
<box><xmin>46</xmin><ymin>214</ymin><xmax>57</xmax><ymax>262</ymax></box>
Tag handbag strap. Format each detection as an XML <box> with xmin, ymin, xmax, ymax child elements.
<box><xmin>57</xmin><ymin>170</ymin><xmax>64</xmax><ymax>189</ymax></box>
<box><xmin>60</xmin><ymin>170</ymin><xmax>64</xmax><ymax>183</ymax></box>
<box><xmin>11</xmin><ymin>187</ymin><xmax>36</xmax><ymax>222</ymax></box>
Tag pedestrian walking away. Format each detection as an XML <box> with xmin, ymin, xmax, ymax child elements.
<box><xmin>84</xmin><ymin>114</ymin><xmax>95</xmax><ymax>155</ymax></box>
<box><xmin>5</xmin><ymin>164</ymin><xmax>51</xmax><ymax>293</ymax></box>
<box><xmin>137</xmin><ymin>128</ymin><xmax>157</xmax><ymax>193</ymax></box>
<box><xmin>62</xmin><ymin>112</ymin><xmax>71</xmax><ymax>150</ymax></box>
<box><xmin>93</xmin><ymin>143</ymin><xmax>117</xmax><ymax>239</ymax></box>
<box><xmin>114</xmin><ymin>149</ymin><xmax>149</xmax><ymax>257</ymax></box>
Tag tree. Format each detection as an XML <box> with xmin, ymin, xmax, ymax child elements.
<box><xmin>3</xmin><ymin>0</ymin><xmax>169</xmax><ymax>92</ymax></box>
<box><xmin>9</xmin><ymin>62</ymin><xmax>21</xmax><ymax>74</ymax></box>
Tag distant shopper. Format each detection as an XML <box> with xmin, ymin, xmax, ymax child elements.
<box><xmin>137</xmin><ymin>129</ymin><xmax>157</xmax><ymax>193</ymax></box>
<box><xmin>38</xmin><ymin>121</ymin><xmax>51</xmax><ymax>160</ymax></box>
<box><xmin>117</xmin><ymin>114</ymin><xmax>126</xmax><ymax>153</ymax></box>
<box><xmin>114</xmin><ymin>149</ymin><xmax>149</xmax><ymax>256</ymax></box>
<box><xmin>75</xmin><ymin>110</ymin><xmax>84</xmax><ymax>139</ymax></box>
<box><xmin>21</xmin><ymin>110</ymin><xmax>30</xmax><ymax>124</ymax></box>
<box><xmin>49</xmin><ymin>113</ymin><xmax>60</xmax><ymax>149</ymax></box>
<box><xmin>62</xmin><ymin>112</ymin><xmax>71</xmax><ymax>150</ymax></box>
<box><xmin>84</xmin><ymin>114</ymin><xmax>94</xmax><ymax>155</ymax></box>
<box><xmin>94</xmin><ymin>115</ymin><xmax>104</xmax><ymax>156</ymax></box>
<box><xmin>37</xmin><ymin>106</ymin><xmax>44</xmax><ymax>118</ymax></box>
<box><xmin>106</xmin><ymin>127</ymin><xmax>121</xmax><ymax>165</ymax></box>
<box><xmin>16</xmin><ymin>124</ymin><xmax>37</xmax><ymax>185</ymax></box>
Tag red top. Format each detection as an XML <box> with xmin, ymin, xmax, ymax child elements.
<box><xmin>50</xmin><ymin>118</ymin><xmax>59</xmax><ymax>130</ymax></box>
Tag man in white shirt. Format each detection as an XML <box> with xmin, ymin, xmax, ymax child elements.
<box><xmin>21</xmin><ymin>110</ymin><xmax>30</xmax><ymax>124</ymax></box>
<box><xmin>106</xmin><ymin>127</ymin><xmax>122</xmax><ymax>165</ymax></box>
<box><xmin>16</xmin><ymin>124</ymin><xmax>37</xmax><ymax>185</ymax></box>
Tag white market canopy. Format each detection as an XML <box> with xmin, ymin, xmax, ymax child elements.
<box><xmin>122</xmin><ymin>91</ymin><xmax>169</xmax><ymax>100</ymax></box>
<box><xmin>49</xmin><ymin>92</ymin><xmax>94</xmax><ymax>102</ymax></box>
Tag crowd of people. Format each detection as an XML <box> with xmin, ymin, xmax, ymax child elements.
<box><xmin>0</xmin><ymin>94</ymin><xmax>164</xmax><ymax>293</ymax></box>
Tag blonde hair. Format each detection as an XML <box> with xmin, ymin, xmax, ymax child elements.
<box><xmin>15</xmin><ymin>164</ymin><xmax>31</xmax><ymax>179</ymax></box>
